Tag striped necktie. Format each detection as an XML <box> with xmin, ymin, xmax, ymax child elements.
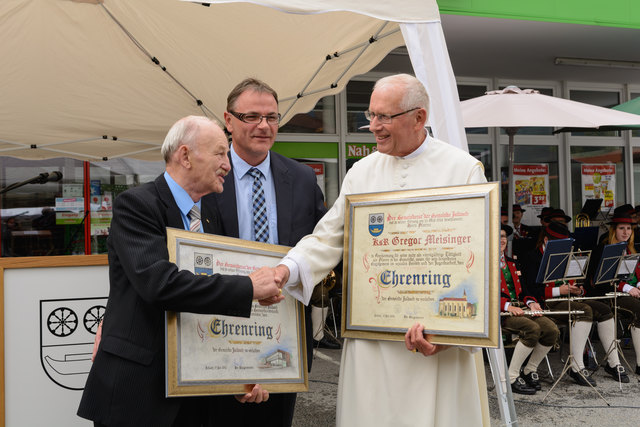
<box><xmin>188</xmin><ymin>205</ymin><xmax>201</xmax><ymax>233</ymax></box>
<box><xmin>248</xmin><ymin>167</ymin><xmax>269</xmax><ymax>243</ymax></box>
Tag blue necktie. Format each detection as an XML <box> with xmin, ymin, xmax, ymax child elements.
<box><xmin>249</xmin><ymin>168</ymin><xmax>269</xmax><ymax>242</ymax></box>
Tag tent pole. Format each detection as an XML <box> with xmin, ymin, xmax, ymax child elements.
<box><xmin>506</xmin><ymin>128</ymin><xmax>518</xmax><ymax>228</ymax></box>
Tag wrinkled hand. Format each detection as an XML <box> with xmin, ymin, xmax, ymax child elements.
<box><xmin>91</xmin><ymin>320</ymin><xmax>103</xmax><ymax>362</ymax></box>
<box><xmin>249</xmin><ymin>267</ymin><xmax>282</xmax><ymax>304</ymax></box>
<box><xmin>629</xmin><ymin>287</ymin><xmax>640</xmax><ymax>298</ymax></box>
<box><xmin>235</xmin><ymin>384</ymin><xmax>269</xmax><ymax>403</ymax></box>
<box><xmin>258</xmin><ymin>292</ymin><xmax>285</xmax><ymax>306</ymax></box>
<box><xmin>507</xmin><ymin>305</ymin><xmax>525</xmax><ymax>316</ymax></box>
<box><xmin>569</xmin><ymin>284</ymin><xmax>582</xmax><ymax>295</ymax></box>
<box><xmin>529</xmin><ymin>302</ymin><xmax>543</xmax><ymax>316</ymax></box>
<box><xmin>404</xmin><ymin>322</ymin><xmax>449</xmax><ymax>357</ymax></box>
<box><xmin>274</xmin><ymin>264</ymin><xmax>290</xmax><ymax>288</ymax></box>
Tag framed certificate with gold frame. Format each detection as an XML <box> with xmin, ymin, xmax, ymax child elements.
<box><xmin>165</xmin><ymin>228</ymin><xmax>308</xmax><ymax>397</ymax></box>
<box><xmin>342</xmin><ymin>182</ymin><xmax>500</xmax><ymax>347</ymax></box>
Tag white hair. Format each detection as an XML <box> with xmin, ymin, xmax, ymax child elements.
<box><xmin>373</xmin><ymin>74</ymin><xmax>430</xmax><ymax>118</ymax></box>
<box><xmin>161</xmin><ymin>116</ymin><xmax>222</xmax><ymax>163</ymax></box>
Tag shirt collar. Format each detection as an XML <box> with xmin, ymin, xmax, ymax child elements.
<box><xmin>397</xmin><ymin>131</ymin><xmax>429</xmax><ymax>160</ymax></box>
<box><xmin>230</xmin><ymin>144</ymin><xmax>271</xmax><ymax>180</ymax></box>
<box><xmin>163</xmin><ymin>171</ymin><xmax>200</xmax><ymax>217</ymax></box>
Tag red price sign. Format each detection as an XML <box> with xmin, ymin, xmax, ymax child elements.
<box><xmin>532</xmin><ymin>195</ymin><xmax>547</xmax><ymax>205</ymax></box>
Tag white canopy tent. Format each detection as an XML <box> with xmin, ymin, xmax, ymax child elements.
<box><xmin>0</xmin><ymin>0</ymin><xmax>468</xmax><ymax>161</ymax></box>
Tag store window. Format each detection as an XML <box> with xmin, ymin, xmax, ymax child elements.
<box><xmin>1</xmin><ymin>158</ymin><xmax>84</xmax><ymax>257</ymax></box>
<box><xmin>500</xmin><ymin>145</ymin><xmax>560</xmax><ymax>225</ymax></box>
<box><xmin>88</xmin><ymin>159</ymin><xmax>164</xmax><ymax>254</ymax></box>
<box><xmin>0</xmin><ymin>157</ymin><xmax>165</xmax><ymax>257</ymax></box>
<box><xmin>469</xmin><ymin>143</ymin><xmax>492</xmax><ymax>182</ymax></box>
<box><xmin>570</xmin><ymin>147</ymin><xmax>624</xmax><ymax>217</ymax></box>
<box><xmin>346</xmin><ymin>80</ymin><xmax>375</xmax><ymax>133</ymax></box>
<box><xmin>569</xmin><ymin>90</ymin><xmax>621</xmax><ymax>137</ymax></box>
<box><xmin>279</xmin><ymin>96</ymin><xmax>336</xmax><ymax>134</ymax></box>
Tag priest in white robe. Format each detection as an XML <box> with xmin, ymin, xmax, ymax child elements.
<box><xmin>277</xmin><ymin>74</ymin><xmax>487</xmax><ymax>426</ymax></box>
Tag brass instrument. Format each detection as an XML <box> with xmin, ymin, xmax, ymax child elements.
<box><xmin>545</xmin><ymin>292</ymin><xmax>629</xmax><ymax>303</ymax></box>
<box><xmin>575</xmin><ymin>212</ymin><xmax>590</xmax><ymax>228</ymax></box>
<box><xmin>501</xmin><ymin>310</ymin><xmax>585</xmax><ymax>317</ymax></box>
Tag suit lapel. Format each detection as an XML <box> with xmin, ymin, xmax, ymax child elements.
<box><xmin>201</xmin><ymin>194</ymin><xmax>220</xmax><ymax>234</ymax></box>
<box><xmin>155</xmin><ymin>175</ymin><xmax>183</xmax><ymax>229</ymax></box>
<box><xmin>271</xmin><ymin>153</ymin><xmax>293</xmax><ymax>246</ymax></box>
<box><xmin>217</xmin><ymin>159</ymin><xmax>240</xmax><ymax>238</ymax></box>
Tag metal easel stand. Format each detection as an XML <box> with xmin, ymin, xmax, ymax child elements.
<box><xmin>542</xmin><ymin>294</ymin><xmax>610</xmax><ymax>405</ymax></box>
<box><xmin>598</xmin><ymin>281</ymin><xmax>633</xmax><ymax>390</ymax></box>
<box><xmin>486</xmin><ymin>325</ymin><xmax>518</xmax><ymax>427</ymax></box>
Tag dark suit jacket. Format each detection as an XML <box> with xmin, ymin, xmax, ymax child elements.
<box><xmin>209</xmin><ymin>151</ymin><xmax>327</xmax><ymax>426</ymax></box>
<box><xmin>215</xmin><ymin>151</ymin><xmax>327</xmax><ymax>249</ymax></box>
<box><xmin>78</xmin><ymin>175</ymin><xmax>254</xmax><ymax>427</ymax></box>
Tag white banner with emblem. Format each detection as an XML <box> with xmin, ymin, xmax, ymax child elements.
<box><xmin>1</xmin><ymin>256</ymin><xmax>108</xmax><ymax>427</ymax></box>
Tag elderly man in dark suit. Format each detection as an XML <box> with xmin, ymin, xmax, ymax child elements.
<box><xmin>77</xmin><ymin>116</ymin><xmax>282</xmax><ymax>427</ymax></box>
<box><xmin>208</xmin><ymin>78</ymin><xmax>328</xmax><ymax>426</ymax></box>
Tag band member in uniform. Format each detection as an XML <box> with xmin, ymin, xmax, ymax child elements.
<box><xmin>500</xmin><ymin>224</ymin><xmax>559</xmax><ymax>394</ymax></box>
<box><xmin>545</xmin><ymin>208</ymin><xmax>572</xmax><ymax>226</ymax></box>
<box><xmin>521</xmin><ymin>221</ymin><xmax>629</xmax><ymax>385</ymax></box>
<box><xmin>588</xmin><ymin>211</ymin><xmax>640</xmax><ymax>375</ymax></box>
<box><xmin>537</xmin><ymin>207</ymin><xmax>554</xmax><ymax>227</ymax></box>
<box><xmin>512</xmin><ymin>204</ymin><xmax>531</xmax><ymax>239</ymax></box>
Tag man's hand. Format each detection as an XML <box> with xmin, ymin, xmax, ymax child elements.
<box><xmin>528</xmin><ymin>302</ymin><xmax>543</xmax><ymax>316</ymax></box>
<box><xmin>235</xmin><ymin>384</ymin><xmax>269</xmax><ymax>403</ymax></box>
<box><xmin>404</xmin><ymin>322</ymin><xmax>449</xmax><ymax>357</ymax></box>
<box><xmin>91</xmin><ymin>320</ymin><xmax>103</xmax><ymax>362</ymax></box>
<box><xmin>629</xmin><ymin>287</ymin><xmax>640</xmax><ymax>298</ymax></box>
<box><xmin>274</xmin><ymin>264</ymin><xmax>290</xmax><ymax>288</ymax></box>
<box><xmin>569</xmin><ymin>284</ymin><xmax>582</xmax><ymax>295</ymax></box>
<box><xmin>507</xmin><ymin>305</ymin><xmax>525</xmax><ymax>316</ymax></box>
<box><xmin>249</xmin><ymin>267</ymin><xmax>282</xmax><ymax>303</ymax></box>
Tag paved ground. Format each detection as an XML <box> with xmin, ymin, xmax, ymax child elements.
<box><xmin>292</xmin><ymin>340</ymin><xmax>640</xmax><ymax>426</ymax></box>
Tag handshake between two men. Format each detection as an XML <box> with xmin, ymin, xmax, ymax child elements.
<box><xmin>250</xmin><ymin>265</ymin><xmax>292</xmax><ymax>306</ymax></box>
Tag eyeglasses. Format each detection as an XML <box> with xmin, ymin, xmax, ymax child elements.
<box><xmin>228</xmin><ymin>111</ymin><xmax>281</xmax><ymax>125</ymax></box>
<box><xmin>364</xmin><ymin>107</ymin><xmax>419</xmax><ymax>124</ymax></box>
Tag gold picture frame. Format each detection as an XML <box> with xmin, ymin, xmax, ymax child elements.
<box><xmin>342</xmin><ymin>182</ymin><xmax>500</xmax><ymax>347</ymax></box>
<box><xmin>166</xmin><ymin>229</ymin><xmax>308</xmax><ymax>397</ymax></box>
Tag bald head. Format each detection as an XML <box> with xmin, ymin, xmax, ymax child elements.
<box><xmin>373</xmin><ymin>74</ymin><xmax>430</xmax><ymax>120</ymax></box>
<box><xmin>162</xmin><ymin>116</ymin><xmax>224</xmax><ymax>164</ymax></box>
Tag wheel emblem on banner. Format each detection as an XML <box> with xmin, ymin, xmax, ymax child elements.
<box><xmin>83</xmin><ymin>305</ymin><xmax>105</xmax><ymax>334</ymax></box>
<box><xmin>47</xmin><ymin>307</ymin><xmax>78</xmax><ymax>337</ymax></box>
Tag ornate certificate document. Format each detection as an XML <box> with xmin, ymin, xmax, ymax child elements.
<box><xmin>343</xmin><ymin>183</ymin><xmax>500</xmax><ymax>347</ymax></box>
<box><xmin>165</xmin><ymin>229</ymin><xmax>308</xmax><ymax>397</ymax></box>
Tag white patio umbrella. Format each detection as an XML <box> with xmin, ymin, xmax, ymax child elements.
<box><xmin>460</xmin><ymin>86</ymin><xmax>640</xmax><ymax>222</ymax></box>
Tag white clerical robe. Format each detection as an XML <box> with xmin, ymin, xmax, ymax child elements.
<box><xmin>285</xmin><ymin>136</ymin><xmax>487</xmax><ymax>426</ymax></box>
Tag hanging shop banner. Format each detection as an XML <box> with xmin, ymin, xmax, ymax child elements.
<box><xmin>581</xmin><ymin>164</ymin><xmax>615</xmax><ymax>209</ymax></box>
<box><xmin>513</xmin><ymin>164</ymin><xmax>550</xmax><ymax>225</ymax></box>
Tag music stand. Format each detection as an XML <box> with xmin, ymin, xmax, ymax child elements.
<box><xmin>581</xmin><ymin>198</ymin><xmax>603</xmax><ymax>221</ymax></box>
<box><xmin>594</xmin><ymin>244</ymin><xmax>640</xmax><ymax>386</ymax></box>
<box><xmin>541</xmin><ymin>240</ymin><xmax>609</xmax><ymax>404</ymax></box>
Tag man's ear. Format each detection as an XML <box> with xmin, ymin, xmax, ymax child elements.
<box><xmin>224</xmin><ymin>111</ymin><xmax>233</xmax><ymax>135</ymax></box>
<box><xmin>177</xmin><ymin>144</ymin><xmax>191</xmax><ymax>168</ymax></box>
<box><xmin>414</xmin><ymin>108</ymin><xmax>428</xmax><ymax>129</ymax></box>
